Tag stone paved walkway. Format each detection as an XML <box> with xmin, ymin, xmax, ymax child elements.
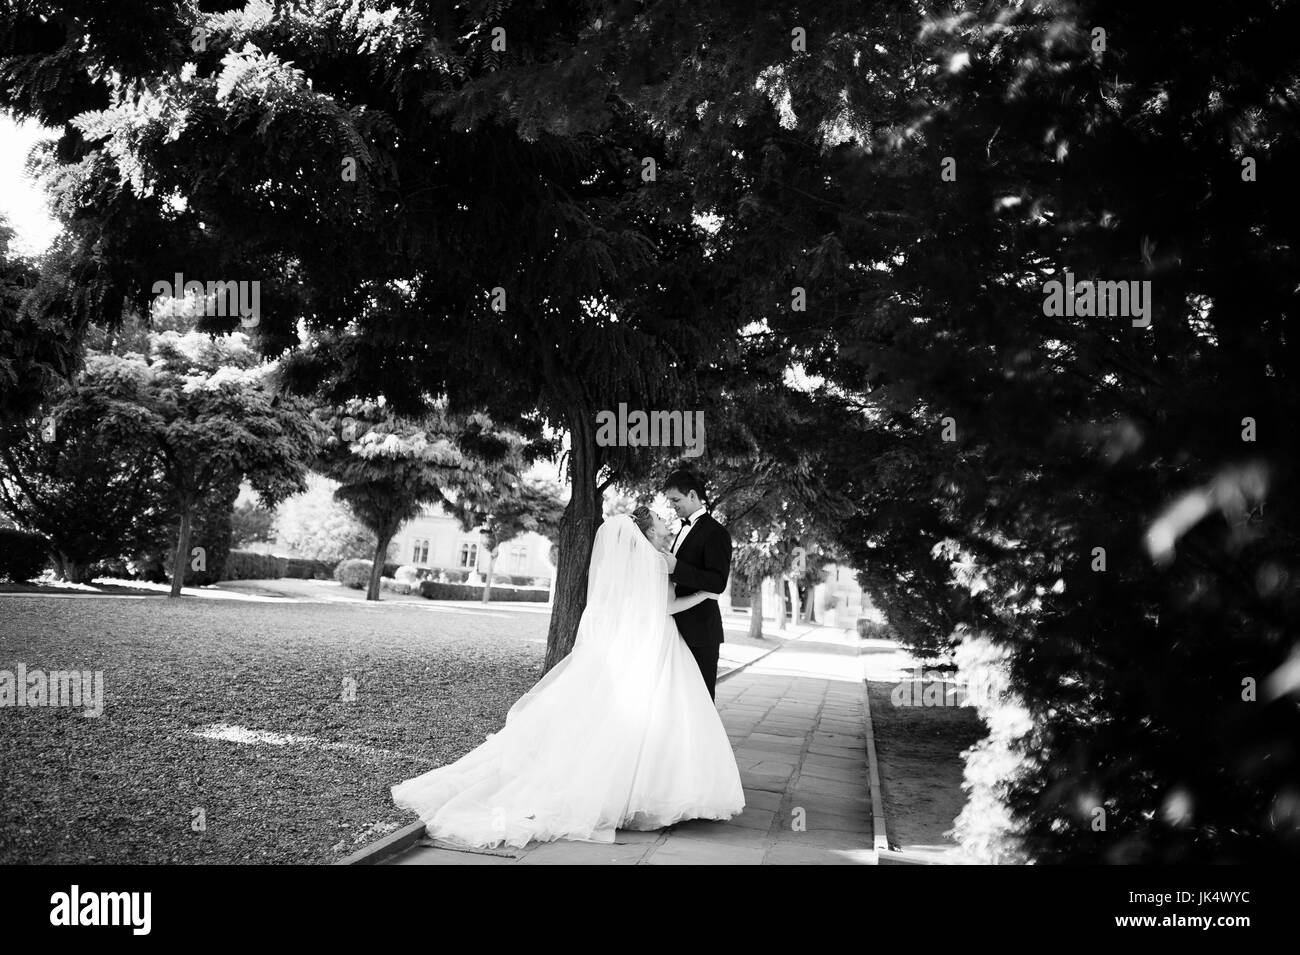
<box><xmin>386</xmin><ymin>625</ymin><xmax>874</xmax><ymax>865</ymax></box>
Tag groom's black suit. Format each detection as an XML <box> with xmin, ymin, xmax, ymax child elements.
<box><xmin>669</xmin><ymin>512</ymin><xmax>732</xmax><ymax>700</ymax></box>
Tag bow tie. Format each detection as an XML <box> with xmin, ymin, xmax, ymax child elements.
<box><xmin>679</xmin><ymin>517</ymin><xmax>692</xmax><ymax>527</ymax></box>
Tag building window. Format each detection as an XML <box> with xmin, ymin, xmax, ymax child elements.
<box><xmin>509</xmin><ymin>544</ymin><xmax>528</xmax><ymax>572</ymax></box>
<box><xmin>412</xmin><ymin>539</ymin><xmax>429</xmax><ymax>564</ymax></box>
<box><xmin>459</xmin><ymin>542</ymin><xmax>478</xmax><ymax>568</ymax></box>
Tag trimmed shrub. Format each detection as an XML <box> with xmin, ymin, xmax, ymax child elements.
<box><xmin>223</xmin><ymin>551</ymin><xmax>286</xmax><ymax>580</ymax></box>
<box><xmin>381</xmin><ymin>577</ymin><xmax>413</xmax><ymax>595</ymax></box>
<box><xmin>856</xmin><ymin>618</ymin><xmax>895</xmax><ymax>640</ymax></box>
<box><xmin>419</xmin><ymin>580</ymin><xmax>548</xmax><ymax>602</ymax></box>
<box><xmin>130</xmin><ymin>552</ymin><xmax>170</xmax><ymax>584</ymax></box>
<box><xmin>0</xmin><ymin>528</ymin><xmax>49</xmax><ymax>582</ymax></box>
<box><xmin>507</xmin><ymin>575</ymin><xmax>533</xmax><ymax>586</ymax></box>
<box><xmin>86</xmin><ymin>558</ymin><xmax>132</xmax><ymax>581</ymax></box>
<box><xmin>442</xmin><ymin>569</ymin><xmax>469</xmax><ymax>584</ymax></box>
<box><xmin>382</xmin><ymin>561</ymin><xmax>401</xmax><ymax>578</ymax></box>
<box><xmin>284</xmin><ymin>557</ymin><xmax>337</xmax><ymax>580</ymax></box>
<box><xmin>335</xmin><ymin>558</ymin><xmax>373</xmax><ymax>590</ymax></box>
<box><xmin>395</xmin><ymin>564</ymin><xmax>420</xmax><ymax>583</ymax></box>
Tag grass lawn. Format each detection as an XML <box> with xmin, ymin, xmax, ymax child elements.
<box><xmin>867</xmin><ymin>678</ymin><xmax>986</xmax><ymax>864</ymax></box>
<box><xmin>0</xmin><ymin>593</ymin><xmax>545</xmax><ymax>864</ymax></box>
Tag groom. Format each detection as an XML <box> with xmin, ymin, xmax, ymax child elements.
<box><xmin>659</xmin><ymin>470</ymin><xmax>732</xmax><ymax>700</ymax></box>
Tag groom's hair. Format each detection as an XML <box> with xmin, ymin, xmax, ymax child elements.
<box><xmin>662</xmin><ymin>470</ymin><xmax>708</xmax><ymax>505</ymax></box>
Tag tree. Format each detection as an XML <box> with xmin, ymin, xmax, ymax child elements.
<box><xmin>315</xmin><ymin>401</ymin><xmax>525</xmax><ymax>601</ymax></box>
<box><xmin>269</xmin><ymin>473</ymin><xmax>374</xmax><ymax>563</ymax></box>
<box><xmin>793</xmin><ymin>549</ymin><xmax>832</xmax><ymax>624</ymax></box>
<box><xmin>451</xmin><ymin>475</ymin><xmax>566</xmax><ymax>602</ymax></box>
<box><xmin>131</xmin><ymin>330</ymin><xmax>324</xmax><ymax>596</ymax></box>
<box><xmin>536</xmin><ymin>0</ymin><xmax>1300</xmax><ymax>862</ymax></box>
<box><xmin>0</xmin><ymin>353</ymin><xmax>167</xmax><ymax>581</ymax></box>
<box><xmin>0</xmin><ymin>217</ymin><xmax>81</xmax><ymax>427</ymax></box>
<box><xmin>632</xmin><ymin>0</ymin><xmax>1300</xmax><ymax>863</ymax></box>
<box><xmin>0</xmin><ymin>0</ymin><xmax>763</xmax><ymax>672</ymax></box>
<box><xmin>730</xmin><ymin>538</ymin><xmax>787</xmax><ymax>640</ymax></box>
<box><xmin>231</xmin><ymin>496</ymin><xmax>275</xmax><ymax>548</ymax></box>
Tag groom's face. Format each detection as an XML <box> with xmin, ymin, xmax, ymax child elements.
<box><xmin>664</xmin><ymin>489</ymin><xmax>697</xmax><ymax>520</ymax></box>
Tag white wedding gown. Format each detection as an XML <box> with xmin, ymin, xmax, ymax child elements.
<box><xmin>391</xmin><ymin>514</ymin><xmax>745</xmax><ymax>849</ymax></box>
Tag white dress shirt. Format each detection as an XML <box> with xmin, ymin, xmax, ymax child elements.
<box><xmin>671</xmin><ymin>505</ymin><xmax>708</xmax><ymax>555</ymax></box>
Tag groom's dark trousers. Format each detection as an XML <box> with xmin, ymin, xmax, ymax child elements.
<box><xmin>669</xmin><ymin>513</ymin><xmax>733</xmax><ymax>701</ymax></box>
<box><xmin>686</xmin><ymin>642</ymin><xmax>722</xmax><ymax>700</ymax></box>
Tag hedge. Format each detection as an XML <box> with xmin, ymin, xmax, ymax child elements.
<box><xmin>382</xmin><ymin>564</ymin><xmax>467</xmax><ymax>582</ymax></box>
<box><xmin>419</xmin><ymin>581</ymin><xmax>549</xmax><ymax>602</ymax></box>
<box><xmin>0</xmin><ymin>528</ymin><xmax>49</xmax><ymax>583</ymax></box>
<box><xmin>223</xmin><ymin>551</ymin><xmax>286</xmax><ymax>580</ymax></box>
<box><xmin>284</xmin><ymin>557</ymin><xmax>337</xmax><ymax>580</ymax></box>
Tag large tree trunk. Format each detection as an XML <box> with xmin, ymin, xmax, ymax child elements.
<box><xmin>54</xmin><ymin>551</ymin><xmax>88</xmax><ymax>584</ymax></box>
<box><xmin>482</xmin><ymin>544</ymin><xmax>496</xmax><ymax>603</ymax></box>
<box><xmin>169</xmin><ymin>506</ymin><xmax>193</xmax><ymax>597</ymax></box>
<box><xmin>366</xmin><ymin>525</ymin><xmax>396</xmax><ymax>601</ymax></box>
<box><xmin>802</xmin><ymin>588</ymin><xmax>816</xmax><ymax>624</ymax></box>
<box><xmin>543</xmin><ymin>413</ymin><xmax>601</xmax><ymax>674</ymax></box>
<box><xmin>748</xmin><ymin>581</ymin><xmax>764</xmax><ymax>639</ymax></box>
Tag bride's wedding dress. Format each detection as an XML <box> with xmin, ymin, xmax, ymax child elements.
<box><xmin>391</xmin><ymin>514</ymin><xmax>745</xmax><ymax>848</ymax></box>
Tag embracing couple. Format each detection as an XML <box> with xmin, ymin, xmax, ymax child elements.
<box><xmin>391</xmin><ymin>470</ymin><xmax>744</xmax><ymax>848</ymax></box>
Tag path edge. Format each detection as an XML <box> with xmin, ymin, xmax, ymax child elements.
<box><xmin>861</xmin><ymin>666</ymin><xmax>890</xmax><ymax>864</ymax></box>
<box><xmin>334</xmin><ymin>821</ymin><xmax>426</xmax><ymax>866</ymax></box>
<box><xmin>718</xmin><ymin>619</ymin><xmax>825</xmax><ymax>683</ymax></box>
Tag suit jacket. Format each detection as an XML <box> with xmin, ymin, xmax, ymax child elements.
<box><xmin>669</xmin><ymin>513</ymin><xmax>732</xmax><ymax>648</ymax></box>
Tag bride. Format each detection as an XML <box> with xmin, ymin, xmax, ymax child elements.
<box><xmin>390</xmin><ymin>506</ymin><xmax>746</xmax><ymax>849</ymax></box>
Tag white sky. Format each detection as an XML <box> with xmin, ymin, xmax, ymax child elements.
<box><xmin>0</xmin><ymin>113</ymin><xmax>61</xmax><ymax>257</ymax></box>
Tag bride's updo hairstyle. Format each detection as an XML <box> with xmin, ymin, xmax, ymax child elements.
<box><xmin>631</xmin><ymin>505</ymin><xmax>655</xmax><ymax>540</ymax></box>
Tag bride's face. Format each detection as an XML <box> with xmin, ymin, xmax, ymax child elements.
<box><xmin>646</xmin><ymin>511</ymin><xmax>670</xmax><ymax>548</ymax></box>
